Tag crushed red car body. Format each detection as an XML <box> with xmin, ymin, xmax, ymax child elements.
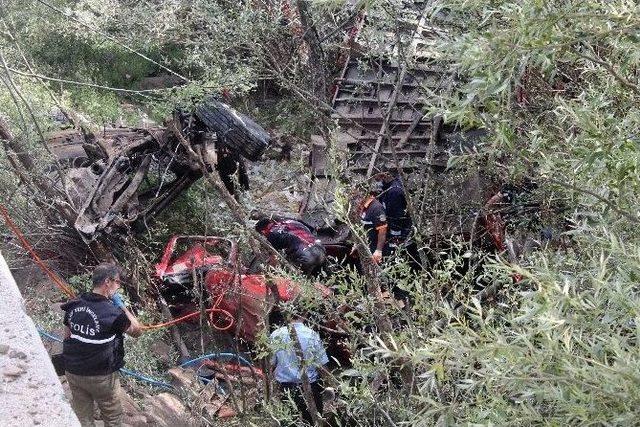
<box><xmin>155</xmin><ymin>235</ymin><xmax>329</xmax><ymax>342</ymax></box>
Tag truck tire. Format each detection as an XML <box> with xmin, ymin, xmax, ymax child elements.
<box><xmin>195</xmin><ymin>97</ymin><xmax>270</xmax><ymax>161</ymax></box>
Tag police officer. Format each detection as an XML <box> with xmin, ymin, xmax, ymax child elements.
<box><xmin>61</xmin><ymin>263</ymin><xmax>144</xmax><ymax>427</ymax></box>
<box><xmin>255</xmin><ymin>216</ymin><xmax>327</xmax><ymax>276</ymax></box>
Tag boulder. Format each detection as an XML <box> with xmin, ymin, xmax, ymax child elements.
<box><xmin>150</xmin><ymin>341</ymin><xmax>173</xmax><ymax>366</ymax></box>
<box><xmin>125</xmin><ymin>414</ymin><xmax>150</xmax><ymax>427</ymax></box>
<box><xmin>167</xmin><ymin>367</ymin><xmax>199</xmax><ymax>391</ymax></box>
<box><xmin>121</xmin><ymin>392</ymin><xmax>149</xmax><ymax>426</ymax></box>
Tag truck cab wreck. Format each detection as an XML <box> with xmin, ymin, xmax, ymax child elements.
<box><xmin>47</xmin><ymin>97</ymin><xmax>270</xmax><ymax>239</ymax></box>
<box><xmin>155</xmin><ymin>235</ymin><xmax>333</xmax><ymax>344</ymax></box>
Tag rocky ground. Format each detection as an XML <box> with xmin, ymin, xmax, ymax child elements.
<box><xmin>58</xmin><ymin>376</ymin><xmax>197</xmax><ymax>427</ymax></box>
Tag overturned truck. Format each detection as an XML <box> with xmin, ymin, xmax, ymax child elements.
<box><xmin>301</xmin><ymin>7</ymin><xmax>497</xmax><ymax>253</ymax></box>
<box><xmin>48</xmin><ymin>97</ymin><xmax>270</xmax><ymax>239</ymax></box>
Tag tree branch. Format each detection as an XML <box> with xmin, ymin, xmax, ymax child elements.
<box><xmin>0</xmin><ymin>50</ymin><xmax>76</xmax><ymax>207</ymax></box>
<box><xmin>543</xmin><ymin>176</ymin><xmax>639</xmax><ymax>224</ymax></box>
<box><xmin>33</xmin><ymin>0</ymin><xmax>190</xmax><ymax>83</ymax></box>
<box><xmin>575</xmin><ymin>51</ymin><xmax>639</xmax><ymax>95</ymax></box>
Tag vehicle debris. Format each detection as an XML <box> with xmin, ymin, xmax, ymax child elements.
<box><xmin>155</xmin><ymin>235</ymin><xmax>331</xmax><ymax>342</ymax></box>
<box><xmin>46</xmin><ymin>97</ymin><xmax>271</xmax><ymax>239</ymax></box>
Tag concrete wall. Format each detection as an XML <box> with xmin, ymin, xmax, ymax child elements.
<box><xmin>0</xmin><ymin>251</ymin><xmax>80</xmax><ymax>426</ymax></box>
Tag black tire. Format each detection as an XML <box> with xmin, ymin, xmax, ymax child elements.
<box><xmin>195</xmin><ymin>97</ymin><xmax>270</xmax><ymax>161</ymax></box>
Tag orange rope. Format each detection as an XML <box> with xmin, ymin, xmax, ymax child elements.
<box><xmin>143</xmin><ymin>293</ymin><xmax>234</xmax><ymax>331</ymax></box>
<box><xmin>0</xmin><ymin>203</ymin><xmax>76</xmax><ymax>298</ymax></box>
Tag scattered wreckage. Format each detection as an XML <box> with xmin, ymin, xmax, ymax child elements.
<box><xmin>155</xmin><ymin>235</ymin><xmax>351</xmax><ymax>364</ymax></box>
<box><xmin>154</xmin><ymin>235</ymin><xmax>329</xmax><ymax>342</ymax></box>
<box><xmin>298</xmin><ymin>6</ymin><xmax>499</xmax><ymax>253</ymax></box>
<box><xmin>48</xmin><ymin>97</ymin><xmax>270</xmax><ymax>239</ymax></box>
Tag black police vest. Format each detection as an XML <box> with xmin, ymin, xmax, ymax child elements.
<box><xmin>61</xmin><ymin>293</ymin><xmax>126</xmax><ymax>376</ymax></box>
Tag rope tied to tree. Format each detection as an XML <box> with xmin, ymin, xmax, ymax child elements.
<box><xmin>0</xmin><ymin>203</ymin><xmax>76</xmax><ymax>298</ymax></box>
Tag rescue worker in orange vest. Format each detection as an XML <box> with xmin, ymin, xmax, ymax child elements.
<box><xmin>356</xmin><ymin>185</ymin><xmax>388</xmax><ymax>264</ymax></box>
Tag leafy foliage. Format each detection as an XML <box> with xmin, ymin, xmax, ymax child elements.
<box><xmin>325</xmin><ymin>1</ymin><xmax>640</xmax><ymax>424</ymax></box>
<box><xmin>2</xmin><ymin>0</ymin><xmax>640</xmax><ymax>425</ymax></box>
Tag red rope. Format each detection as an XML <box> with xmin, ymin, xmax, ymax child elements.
<box><xmin>0</xmin><ymin>203</ymin><xmax>76</xmax><ymax>298</ymax></box>
<box><xmin>143</xmin><ymin>293</ymin><xmax>235</xmax><ymax>331</ymax></box>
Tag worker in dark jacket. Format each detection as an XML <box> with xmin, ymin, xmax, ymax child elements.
<box><xmin>374</xmin><ymin>171</ymin><xmax>418</xmax><ymax>304</ymax></box>
<box><xmin>256</xmin><ymin>216</ymin><xmax>327</xmax><ymax>276</ymax></box>
<box><xmin>216</xmin><ymin>145</ymin><xmax>250</xmax><ymax>199</ymax></box>
<box><xmin>374</xmin><ymin>170</ymin><xmax>413</xmax><ymax>246</ymax></box>
<box><xmin>62</xmin><ymin>263</ymin><xmax>144</xmax><ymax>427</ymax></box>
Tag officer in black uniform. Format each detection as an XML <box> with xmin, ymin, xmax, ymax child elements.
<box><xmin>374</xmin><ymin>170</ymin><xmax>418</xmax><ymax>304</ymax></box>
<box><xmin>62</xmin><ymin>263</ymin><xmax>144</xmax><ymax>427</ymax></box>
<box><xmin>356</xmin><ymin>185</ymin><xmax>388</xmax><ymax>264</ymax></box>
<box><xmin>216</xmin><ymin>145</ymin><xmax>250</xmax><ymax>199</ymax></box>
<box><xmin>374</xmin><ymin>169</ymin><xmax>413</xmax><ymax>246</ymax></box>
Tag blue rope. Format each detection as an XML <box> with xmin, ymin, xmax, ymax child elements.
<box><xmin>179</xmin><ymin>352</ymin><xmax>252</xmax><ymax>368</ymax></box>
<box><xmin>119</xmin><ymin>368</ymin><xmax>173</xmax><ymax>389</ymax></box>
<box><xmin>37</xmin><ymin>327</ymin><xmax>64</xmax><ymax>343</ymax></box>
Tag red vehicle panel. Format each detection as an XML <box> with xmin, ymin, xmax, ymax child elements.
<box><xmin>156</xmin><ymin>236</ymin><xmax>323</xmax><ymax>341</ymax></box>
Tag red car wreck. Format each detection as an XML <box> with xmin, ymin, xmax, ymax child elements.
<box><xmin>155</xmin><ymin>235</ymin><xmax>331</xmax><ymax>342</ymax></box>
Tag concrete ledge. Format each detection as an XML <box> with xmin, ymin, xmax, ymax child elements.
<box><xmin>0</xmin><ymin>251</ymin><xmax>80</xmax><ymax>426</ymax></box>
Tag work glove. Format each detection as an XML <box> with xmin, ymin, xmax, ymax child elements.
<box><xmin>372</xmin><ymin>249</ymin><xmax>383</xmax><ymax>264</ymax></box>
<box><xmin>111</xmin><ymin>292</ymin><xmax>126</xmax><ymax>309</ymax></box>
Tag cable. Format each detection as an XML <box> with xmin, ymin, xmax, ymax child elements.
<box><xmin>36</xmin><ymin>327</ymin><xmax>63</xmax><ymax>343</ymax></box>
<box><xmin>179</xmin><ymin>352</ymin><xmax>252</xmax><ymax>368</ymax></box>
<box><xmin>119</xmin><ymin>368</ymin><xmax>174</xmax><ymax>389</ymax></box>
<box><xmin>181</xmin><ymin>352</ymin><xmax>261</xmax><ymax>393</ymax></box>
<box><xmin>8</xmin><ymin>67</ymin><xmax>173</xmax><ymax>95</ymax></box>
<box><xmin>33</xmin><ymin>0</ymin><xmax>190</xmax><ymax>84</ymax></box>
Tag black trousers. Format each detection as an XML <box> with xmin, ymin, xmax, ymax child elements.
<box><xmin>280</xmin><ymin>381</ymin><xmax>323</xmax><ymax>425</ymax></box>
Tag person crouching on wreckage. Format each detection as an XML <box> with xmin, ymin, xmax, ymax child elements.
<box><xmin>255</xmin><ymin>214</ymin><xmax>327</xmax><ymax>276</ymax></box>
<box><xmin>61</xmin><ymin>263</ymin><xmax>145</xmax><ymax>427</ymax></box>
<box><xmin>351</xmin><ymin>180</ymin><xmax>416</xmax><ymax>306</ymax></box>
